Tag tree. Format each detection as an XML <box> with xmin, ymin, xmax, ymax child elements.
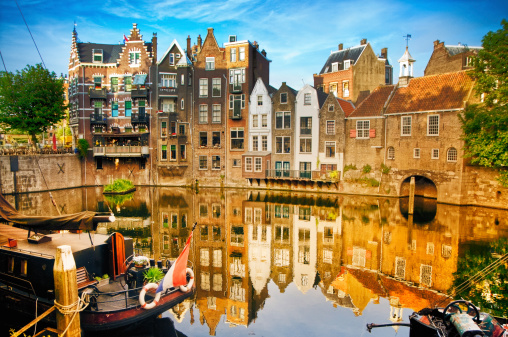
<box><xmin>460</xmin><ymin>20</ymin><xmax>508</xmax><ymax>186</ymax></box>
<box><xmin>0</xmin><ymin>64</ymin><xmax>67</xmax><ymax>149</ymax></box>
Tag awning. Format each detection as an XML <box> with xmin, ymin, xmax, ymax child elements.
<box><xmin>133</xmin><ymin>74</ymin><xmax>147</xmax><ymax>85</ymax></box>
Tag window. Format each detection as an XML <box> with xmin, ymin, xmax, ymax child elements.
<box><xmin>179</xmin><ymin>124</ymin><xmax>185</xmax><ymax>135</ymax></box>
<box><xmin>420</xmin><ymin>264</ymin><xmax>433</xmax><ymax>287</ymax></box>
<box><xmin>230</xmin><ymin>68</ymin><xmax>245</xmax><ymax>85</ymax></box>
<box><xmin>356</xmin><ymin>120</ymin><xmax>370</xmax><ymax>138</ymax></box>
<box><xmin>161</xmin><ymin>121</ymin><xmax>167</xmax><ymax>137</ymax></box>
<box><xmin>112</xmin><ymin>102</ymin><xmax>118</xmax><ymax>117</ymax></box>
<box><xmin>304</xmin><ymin>93</ymin><xmax>311</xmax><ymax>105</ymax></box>
<box><xmin>344</xmin><ymin>60</ymin><xmax>351</xmax><ymax>70</ymax></box>
<box><xmin>199</xmin><ymin>156</ymin><xmax>207</xmax><ymax>169</ymax></box>
<box><xmin>94</xmin><ymin>76</ymin><xmax>102</xmax><ymax>89</ymax></box>
<box><xmin>212</xmin><ymin>78</ymin><xmax>221</xmax><ymax>97</ymax></box>
<box><xmin>276</xmin><ymin>136</ymin><xmax>291</xmax><ymax>153</ymax></box>
<box><xmin>275</xmin><ymin>111</ymin><xmax>291</xmax><ymax>129</ymax></box>
<box><xmin>261</xmin><ymin>136</ymin><xmax>267</xmax><ymax>151</ymax></box>
<box><xmin>300</xmin><ymin>117</ymin><xmax>312</xmax><ymax>135</ymax></box>
<box><xmin>414</xmin><ymin>148</ymin><xmax>420</xmax><ymax>158</ymax></box>
<box><xmin>170</xmin><ymin>122</ymin><xmax>176</xmax><ymax>136</ymax></box>
<box><xmin>342</xmin><ymin>81</ymin><xmax>349</xmax><ymax>97</ymax></box>
<box><xmin>388</xmin><ymin>147</ymin><xmax>395</xmax><ymax>160</ymax></box>
<box><xmin>124</xmin><ymin>76</ymin><xmax>132</xmax><ymax>91</ymax></box>
<box><xmin>129</xmin><ymin>51</ymin><xmax>141</xmax><ymax>65</ymax></box>
<box><xmin>255</xmin><ymin>158</ymin><xmax>262</xmax><ymax>172</ymax></box>
<box><xmin>138</xmin><ymin>100</ymin><xmax>145</xmax><ymax>115</ymax></box>
<box><xmin>181</xmin><ymin>74</ymin><xmax>185</xmax><ymax>85</ymax></box>
<box><xmin>401</xmin><ymin>116</ymin><xmax>412</xmax><ymax>136</ymax></box>
<box><xmin>199</xmin><ymin>105</ymin><xmax>208</xmax><ymax>124</ymax></box>
<box><xmin>328</xmin><ymin>104</ymin><xmax>334</xmax><ymax>112</ymax></box>
<box><xmin>262</xmin><ymin>114</ymin><xmax>267</xmax><ymax>127</ymax></box>
<box><xmin>253</xmin><ymin>115</ymin><xmax>259</xmax><ymax>128</ymax></box>
<box><xmin>327</xmin><ymin>121</ymin><xmax>335</xmax><ymax>135</ymax></box>
<box><xmin>432</xmin><ymin>149</ymin><xmax>439</xmax><ymax>159</ymax></box>
<box><xmin>257</xmin><ymin>95</ymin><xmax>263</xmax><ymax>106</ymax></box>
<box><xmin>245</xmin><ymin>157</ymin><xmax>252</xmax><ymax>171</ymax></box>
<box><xmin>212</xmin><ymin>156</ymin><xmax>220</xmax><ymax>170</ymax></box>
<box><xmin>230</xmin><ymin>48</ymin><xmax>237</xmax><ymax>62</ymax></box>
<box><xmin>212</xmin><ymin>132</ymin><xmax>220</xmax><ymax>147</ymax></box>
<box><xmin>200</xmin><ymin>131</ymin><xmax>208</xmax><ymax>147</ymax></box>
<box><xmin>169</xmin><ymin>53</ymin><xmax>175</xmax><ymax>65</ymax></box>
<box><xmin>239</xmin><ymin>47</ymin><xmax>245</xmax><ymax>61</ymax></box>
<box><xmin>280</xmin><ymin>93</ymin><xmax>288</xmax><ymax>104</ymax></box>
<box><xmin>94</xmin><ymin>101</ymin><xmax>102</xmax><ymax>115</ymax></box>
<box><xmin>111</xmin><ymin>77</ymin><xmax>118</xmax><ymax>92</ymax></box>
<box><xmin>170</xmin><ymin>145</ymin><xmax>176</xmax><ymax>160</ymax></box>
<box><xmin>205</xmin><ymin>57</ymin><xmax>215</xmax><ymax>70</ymax></box>
<box><xmin>447</xmin><ymin>147</ymin><xmax>458</xmax><ymax>162</ymax></box>
<box><xmin>252</xmin><ymin>136</ymin><xmax>259</xmax><ymax>151</ymax></box>
<box><xmin>93</xmin><ymin>49</ymin><xmax>103</xmax><ymax>63</ymax></box>
<box><xmin>199</xmin><ymin>78</ymin><xmax>208</xmax><ymax>97</ymax></box>
<box><xmin>180</xmin><ymin>145</ymin><xmax>186</xmax><ymax>160</ymax></box>
<box><xmin>395</xmin><ymin>257</ymin><xmax>406</xmax><ymax>279</ymax></box>
<box><xmin>300</xmin><ymin>138</ymin><xmax>312</xmax><ymax>153</ymax></box>
<box><xmin>331</xmin><ymin>62</ymin><xmax>338</xmax><ymax>72</ymax></box>
<box><xmin>212</xmin><ymin>104</ymin><xmax>221</xmax><ymax>123</ymax></box>
<box><xmin>428</xmin><ymin>115</ymin><xmax>439</xmax><ymax>135</ymax></box>
<box><xmin>231</xmin><ymin>127</ymin><xmax>244</xmax><ymax>149</ymax></box>
<box><xmin>181</xmin><ymin>98</ymin><xmax>184</xmax><ymax>110</ymax></box>
<box><xmin>329</xmin><ymin>83</ymin><xmax>338</xmax><ymax>97</ymax></box>
<box><xmin>325</xmin><ymin>142</ymin><xmax>335</xmax><ymax>157</ymax></box>
<box><xmin>161</xmin><ymin>74</ymin><xmax>176</xmax><ymax>88</ymax></box>
<box><xmin>161</xmin><ymin>145</ymin><xmax>167</xmax><ymax>160</ymax></box>
<box><xmin>233</xmin><ymin>159</ymin><xmax>241</xmax><ymax>167</ymax></box>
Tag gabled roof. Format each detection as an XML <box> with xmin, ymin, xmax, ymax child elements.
<box><xmin>77</xmin><ymin>42</ymin><xmax>153</xmax><ymax>64</ymax></box>
<box><xmin>268</xmin><ymin>85</ymin><xmax>278</xmax><ymax>96</ymax></box>
<box><xmin>385</xmin><ymin>71</ymin><xmax>474</xmax><ymax>114</ymax></box>
<box><xmin>158</xmin><ymin>39</ymin><xmax>185</xmax><ymax>64</ymax></box>
<box><xmin>337</xmin><ymin>98</ymin><xmax>356</xmax><ymax>117</ymax></box>
<box><xmin>176</xmin><ymin>54</ymin><xmax>192</xmax><ymax>67</ymax></box>
<box><xmin>319</xmin><ymin>45</ymin><xmax>366</xmax><ymax>74</ymax></box>
<box><xmin>317</xmin><ymin>90</ymin><xmax>329</xmax><ymax>108</ymax></box>
<box><xmin>445</xmin><ymin>45</ymin><xmax>482</xmax><ymax>56</ymax></box>
<box><xmin>349</xmin><ymin>85</ymin><xmax>396</xmax><ymax>118</ymax></box>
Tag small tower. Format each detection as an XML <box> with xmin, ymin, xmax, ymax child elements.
<box><xmin>398</xmin><ymin>35</ymin><xmax>415</xmax><ymax>87</ymax></box>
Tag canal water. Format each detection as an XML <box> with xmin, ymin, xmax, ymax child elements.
<box><xmin>5</xmin><ymin>187</ymin><xmax>508</xmax><ymax>337</ymax></box>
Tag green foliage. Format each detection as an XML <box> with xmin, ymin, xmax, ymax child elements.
<box><xmin>381</xmin><ymin>163</ymin><xmax>391</xmax><ymax>174</ymax></box>
<box><xmin>451</xmin><ymin>238</ymin><xmax>508</xmax><ymax>317</ymax></box>
<box><xmin>362</xmin><ymin>164</ymin><xmax>372</xmax><ymax>174</ymax></box>
<box><xmin>102</xmin><ymin>274</ymin><xmax>109</xmax><ymax>279</ymax></box>
<box><xmin>329</xmin><ymin>170</ymin><xmax>339</xmax><ymax>181</ymax></box>
<box><xmin>104</xmin><ymin>179</ymin><xmax>135</xmax><ymax>193</ymax></box>
<box><xmin>0</xmin><ymin>64</ymin><xmax>67</xmax><ymax>148</ymax></box>
<box><xmin>143</xmin><ymin>267</ymin><xmax>164</xmax><ymax>284</ymax></box>
<box><xmin>460</xmin><ymin>20</ymin><xmax>508</xmax><ymax>187</ymax></box>
<box><xmin>56</xmin><ymin>126</ymin><xmax>72</xmax><ymax>138</ymax></box>
<box><xmin>358</xmin><ymin>177</ymin><xmax>380</xmax><ymax>187</ymax></box>
<box><xmin>104</xmin><ymin>192</ymin><xmax>134</xmax><ymax>206</ymax></box>
<box><xmin>77</xmin><ymin>139</ymin><xmax>89</xmax><ymax>159</ymax></box>
<box><xmin>343</xmin><ymin>164</ymin><xmax>357</xmax><ymax>174</ymax></box>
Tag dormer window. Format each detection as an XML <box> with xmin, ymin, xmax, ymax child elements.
<box><xmin>344</xmin><ymin>60</ymin><xmax>351</xmax><ymax>70</ymax></box>
<box><xmin>93</xmin><ymin>49</ymin><xmax>103</xmax><ymax>63</ymax></box>
<box><xmin>331</xmin><ymin>62</ymin><xmax>338</xmax><ymax>72</ymax></box>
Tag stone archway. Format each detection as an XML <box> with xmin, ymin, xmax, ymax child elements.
<box><xmin>400</xmin><ymin>175</ymin><xmax>437</xmax><ymax>199</ymax></box>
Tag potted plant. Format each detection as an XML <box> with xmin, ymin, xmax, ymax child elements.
<box><xmin>143</xmin><ymin>267</ymin><xmax>164</xmax><ymax>284</ymax></box>
<box><xmin>133</xmin><ymin>256</ymin><xmax>149</xmax><ymax>268</ymax></box>
<box><xmin>94</xmin><ymin>274</ymin><xmax>110</xmax><ymax>287</ymax></box>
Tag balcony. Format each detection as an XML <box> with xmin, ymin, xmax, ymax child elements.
<box><xmin>131</xmin><ymin>88</ymin><xmax>148</xmax><ymax>99</ymax></box>
<box><xmin>266</xmin><ymin>169</ymin><xmax>311</xmax><ymax>180</ymax></box>
<box><xmin>230</xmin><ymin>83</ymin><xmax>242</xmax><ymax>93</ymax></box>
<box><xmin>90</xmin><ymin>114</ymin><xmax>107</xmax><ymax>125</ymax></box>
<box><xmin>131</xmin><ymin>113</ymin><xmax>150</xmax><ymax>125</ymax></box>
<box><xmin>93</xmin><ymin>145</ymin><xmax>149</xmax><ymax>158</ymax></box>
<box><xmin>89</xmin><ymin>88</ymin><xmax>107</xmax><ymax>99</ymax></box>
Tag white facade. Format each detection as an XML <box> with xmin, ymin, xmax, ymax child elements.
<box><xmin>248</xmin><ymin>78</ymin><xmax>272</xmax><ymax>152</ymax></box>
<box><xmin>294</xmin><ymin>85</ymin><xmax>320</xmax><ymax>173</ymax></box>
<box><xmin>248</xmin><ymin>220</ymin><xmax>272</xmax><ymax>295</ymax></box>
<box><xmin>293</xmin><ymin>205</ymin><xmax>317</xmax><ymax>294</ymax></box>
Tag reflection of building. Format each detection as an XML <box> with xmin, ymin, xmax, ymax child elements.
<box><xmin>293</xmin><ymin>205</ymin><xmax>317</xmax><ymax>294</ymax></box>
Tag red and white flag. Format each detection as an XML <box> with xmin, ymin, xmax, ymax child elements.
<box><xmin>123</xmin><ymin>34</ymin><xmax>129</xmax><ymax>43</ymax></box>
<box><xmin>156</xmin><ymin>223</ymin><xmax>195</xmax><ymax>293</ymax></box>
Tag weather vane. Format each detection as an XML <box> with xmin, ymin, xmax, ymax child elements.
<box><xmin>403</xmin><ymin>34</ymin><xmax>412</xmax><ymax>48</ymax></box>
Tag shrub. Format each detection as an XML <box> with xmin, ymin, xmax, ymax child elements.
<box><xmin>381</xmin><ymin>163</ymin><xmax>391</xmax><ymax>174</ymax></box>
<box><xmin>104</xmin><ymin>179</ymin><xmax>135</xmax><ymax>193</ymax></box>
<box><xmin>362</xmin><ymin>164</ymin><xmax>372</xmax><ymax>174</ymax></box>
<box><xmin>343</xmin><ymin>164</ymin><xmax>357</xmax><ymax>174</ymax></box>
<box><xmin>143</xmin><ymin>267</ymin><xmax>164</xmax><ymax>284</ymax></box>
<box><xmin>77</xmin><ymin>139</ymin><xmax>89</xmax><ymax>159</ymax></box>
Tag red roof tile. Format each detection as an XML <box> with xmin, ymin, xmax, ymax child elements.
<box><xmin>386</xmin><ymin>71</ymin><xmax>474</xmax><ymax>114</ymax></box>
<box><xmin>337</xmin><ymin>98</ymin><xmax>356</xmax><ymax>117</ymax></box>
<box><xmin>348</xmin><ymin>85</ymin><xmax>396</xmax><ymax>118</ymax></box>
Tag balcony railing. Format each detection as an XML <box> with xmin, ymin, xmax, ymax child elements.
<box><xmin>90</xmin><ymin>113</ymin><xmax>107</xmax><ymax>125</ymax></box>
<box><xmin>300</xmin><ymin>128</ymin><xmax>312</xmax><ymax>135</ymax></box>
<box><xmin>89</xmin><ymin>88</ymin><xmax>107</xmax><ymax>99</ymax></box>
<box><xmin>266</xmin><ymin>169</ymin><xmax>312</xmax><ymax>179</ymax></box>
<box><xmin>131</xmin><ymin>113</ymin><xmax>150</xmax><ymax>125</ymax></box>
<box><xmin>93</xmin><ymin>145</ymin><xmax>149</xmax><ymax>158</ymax></box>
<box><xmin>131</xmin><ymin>88</ymin><xmax>148</xmax><ymax>99</ymax></box>
<box><xmin>69</xmin><ymin>116</ymin><xmax>79</xmax><ymax>125</ymax></box>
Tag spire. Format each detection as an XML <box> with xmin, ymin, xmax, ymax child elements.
<box><xmin>398</xmin><ymin>37</ymin><xmax>415</xmax><ymax>87</ymax></box>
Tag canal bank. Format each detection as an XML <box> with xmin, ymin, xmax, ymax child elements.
<box><xmin>1</xmin><ymin>154</ymin><xmax>507</xmax><ymax>209</ymax></box>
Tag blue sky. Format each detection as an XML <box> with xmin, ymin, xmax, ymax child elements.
<box><xmin>0</xmin><ymin>0</ymin><xmax>506</xmax><ymax>90</ymax></box>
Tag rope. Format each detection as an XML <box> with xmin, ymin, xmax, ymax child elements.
<box><xmin>54</xmin><ymin>292</ymin><xmax>89</xmax><ymax>337</ymax></box>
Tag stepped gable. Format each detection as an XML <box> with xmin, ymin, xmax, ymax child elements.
<box><xmin>349</xmin><ymin>85</ymin><xmax>396</xmax><ymax>117</ymax></box>
<box><xmin>386</xmin><ymin>71</ymin><xmax>474</xmax><ymax>114</ymax></box>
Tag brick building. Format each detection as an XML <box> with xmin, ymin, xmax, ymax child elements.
<box><xmin>424</xmin><ymin>40</ymin><xmax>482</xmax><ymax>76</ymax></box>
<box><xmin>68</xmin><ymin>23</ymin><xmax>156</xmax><ymax>184</ymax></box>
<box><xmin>313</xmin><ymin>39</ymin><xmax>392</xmax><ymax>105</ymax></box>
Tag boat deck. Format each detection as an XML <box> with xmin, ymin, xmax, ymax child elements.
<box><xmin>0</xmin><ymin>223</ymin><xmax>28</xmax><ymax>245</ymax></box>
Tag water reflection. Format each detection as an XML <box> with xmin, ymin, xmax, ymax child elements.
<box><xmin>7</xmin><ymin>188</ymin><xmax>508</xmax><ymax>336</ymax></box>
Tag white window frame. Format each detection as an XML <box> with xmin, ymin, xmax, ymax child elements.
<box><xmin>342</xmin><ymin>81</ymin><xmax>350</xmax><ymax>97</ymax></box>
<box><xmin>304</xmin><ymin>93</ymin><xmax>311</xmax><ymax>105</ymax></box>
<box><xmin>239</xmin><ymin>47</ymin><xmax>245</xmax><ymax>61</ymax></box>
<box><xmin>280</xmin><ymin>92</ymin><xmax>288</xmax><ymax>104</ymax></box>
<box><xmin>199</xmin><ymin>78</ymin><xmax>208</xmax><ymax>97</ymax></box>
<box><xmin>401</xmin><ymin>116</ymin><xmax>412</xmax><ymax>136</ymax></box>
<box><xmin>212</xmin><ymin>78</ymin><xmax>221</xmax><ymax>97</ymax></box>
<box><xmin>252</xmin><ymin>115</ymin><xmax>259</xmax><ymax>128</ymax></box>
<box><xmin>181</xmin><ymin>74</ymin><xmax>185</xmax><ymax>85</ymax></box>
<box><xmin>180</xmin><ymin>98</ymin><xmax>184</xmax><ymax>110</ymax></box>
<box><xmin>199</xmin><ymin>155</ymin><xmax>207</xmax><ymax>170</ymax></box>
<box><xmin>356</xmin><ymin>120</ymin><xmax>370</xmax><ymax>139</ymax></box>
<box><xmin>325</xmin><ymin>141</ymin><xmax>336</xmax><ymax>158</ymax></box>
<box><xmin>387</xmin><ymin>146</ymin><xmax>395</xmax><ymax>160</ymax></box>
<box><xmin>257</xmin><ymin>95</ymin><xmax>263</xmax><ymax>106</ymax></box>
<box><xmin>261</xmin><ymin>135</ymin><xmax>267</xmax><ymax>151</ymax></box>
<box><xmin>245</xmin><ymin>157</ymin><xmax>252</xmax><ymax>172</ymax></box>
<box><xmin>432</xmin><ymin>148</ymin><xmax>439</xmax><ymax>159</ymax></box>
<box><xmin>344</xmin><ymin>60</ymin><xmax>351</xmax><ymax>70</ymax></box>
<box><xmin>331</xmin><ymin>62</ymin><xmax>338</xmax><ymax>72</ymax></box>
<box><xmin>326</xmin><ymin>120</ymin><xmax>335</xmax><ymax>135</ymax></box>
<box><xmin>212</xmin><ymin>104</ymin><xmax>221</xmax><ymax>123</ymax></box>
<box><xmin>230</xmin><ymin>48</ymin><xmax>237</xmax><ymax>62</ymax></box>
<box><xmin>254</xmin><ymin>157</ymin><xmax>262</xmax><ymax>172</ymax></box>
<box><xmin>205</xmin><ymin>57</ymin><xmax>215</xmax><ymax>70</ymax></box>
<box><xmin>262</xmin><ymin>114</ymin><xmax>268</xmax><ymax>128</ymax></box>
<box><xmin>427</xmin><ymin>114</ymin><xmax>440</xmax><ymax>136</ymax></box>
<box><xmin>414</xmin><ymin>148</ymin><xmax>420</xmax><ymax>158</ymax></box>
<box><xmin>447</xmin><ymin>148</ymin><xmax>458</xmax><ymax>162</ymax></box>
<box><xmin>199</xmin><ymin>104</ymin><xmax>208</xmax><ymax>124</ymax></box>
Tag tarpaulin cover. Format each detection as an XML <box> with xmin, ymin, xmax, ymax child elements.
<box><xmin>0</xmin><ymin>193</ymin><xmax>97</xmax><ymax>231</ymax></box>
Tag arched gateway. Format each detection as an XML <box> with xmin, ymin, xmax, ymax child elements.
<box><xmin>400</xmin><ymin>175</ymin><xmax>437</xmax><ymax>199</ymax></box>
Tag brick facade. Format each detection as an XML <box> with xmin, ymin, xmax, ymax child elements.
<box><xmin>424</xmin><ymin>40</ymin><xmax>481</xmax><ymax>76</ymax></box>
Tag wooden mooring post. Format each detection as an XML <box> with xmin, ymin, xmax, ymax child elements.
<box><xmin>408</xmin><ymin>176</ymin><xmax>415</xmax><ymax>215</ymax></box>
<box><xmin>54</xmin><ymin>245</ymin><xmax>81</xmax><ymax>337</ymax></box>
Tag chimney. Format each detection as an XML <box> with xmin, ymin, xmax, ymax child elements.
<box><xmin>381</xmin><ymin>47</ymin><xmax>387</xmax><ymax>59</ymax></box>
<box><xmin>433</xmin><ymin>40</ymin><xmax>444</xmax><ymax>49</ymax></box>
<box><xmin>338</xmin><ymin>43</ymin><xmax>343</xmax><ymax>51</ymax></box>
<box><xmin>261</xmin><ymin>49</ymin><xmax>266</xmax><ymax>57</ymax></box>
<box><xmin>360</xmin><ymin>39</ymin><xmax>367</xmax><ymax>45</ymax></box>
<box><xmin>207</xmin><ymin>27</ymin><xmax>214</xmax><ymax>36</ymax></box>
<box><xmin>253</xmin><ymin>41</ymin><xmax>259</xmax><ymax>49</ymax></box>
<box><xmin>187</xmin><ymin>35</ymin><xmax>191</xmax><ymax>58</ymax></box>
<box><xmin>151</xmin><ymin>33</ymin><xmax>157</xmax><ymax>61</ymax></box>
<box><xmin>282</xmin><ymin>82</ymin><xmax>286</xmax><ymax>86</ymax></box>
<box><xmin>197</xmin><ymin>34</ymin><xmax>202</xmax><ymax>52</ymax></box>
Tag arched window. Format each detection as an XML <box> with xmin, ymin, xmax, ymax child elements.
<box><xmin>447</xmin><ymin>147</ymin><xmax>457</xmax><ymax>162</ymax></box>
<box><xmin>387</xmin><ymin>147</ymin><xmax>395</xmax><ymax>160</ymax></box>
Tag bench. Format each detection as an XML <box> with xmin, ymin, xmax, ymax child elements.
<box><xmin>76</xmin><ymin>267</ymin><xmax>98</xmax><ymax>291</ymax></box>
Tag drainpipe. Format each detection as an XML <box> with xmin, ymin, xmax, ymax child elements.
<box><xmin>223</xmin><ymin>74</ymin><xmax>228</xmax><ymax>187</ymax></box>
<box><xmin>82</xmin><ymin>66</ymin><xmax>86</xmax><ymax>186</ymax></box>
